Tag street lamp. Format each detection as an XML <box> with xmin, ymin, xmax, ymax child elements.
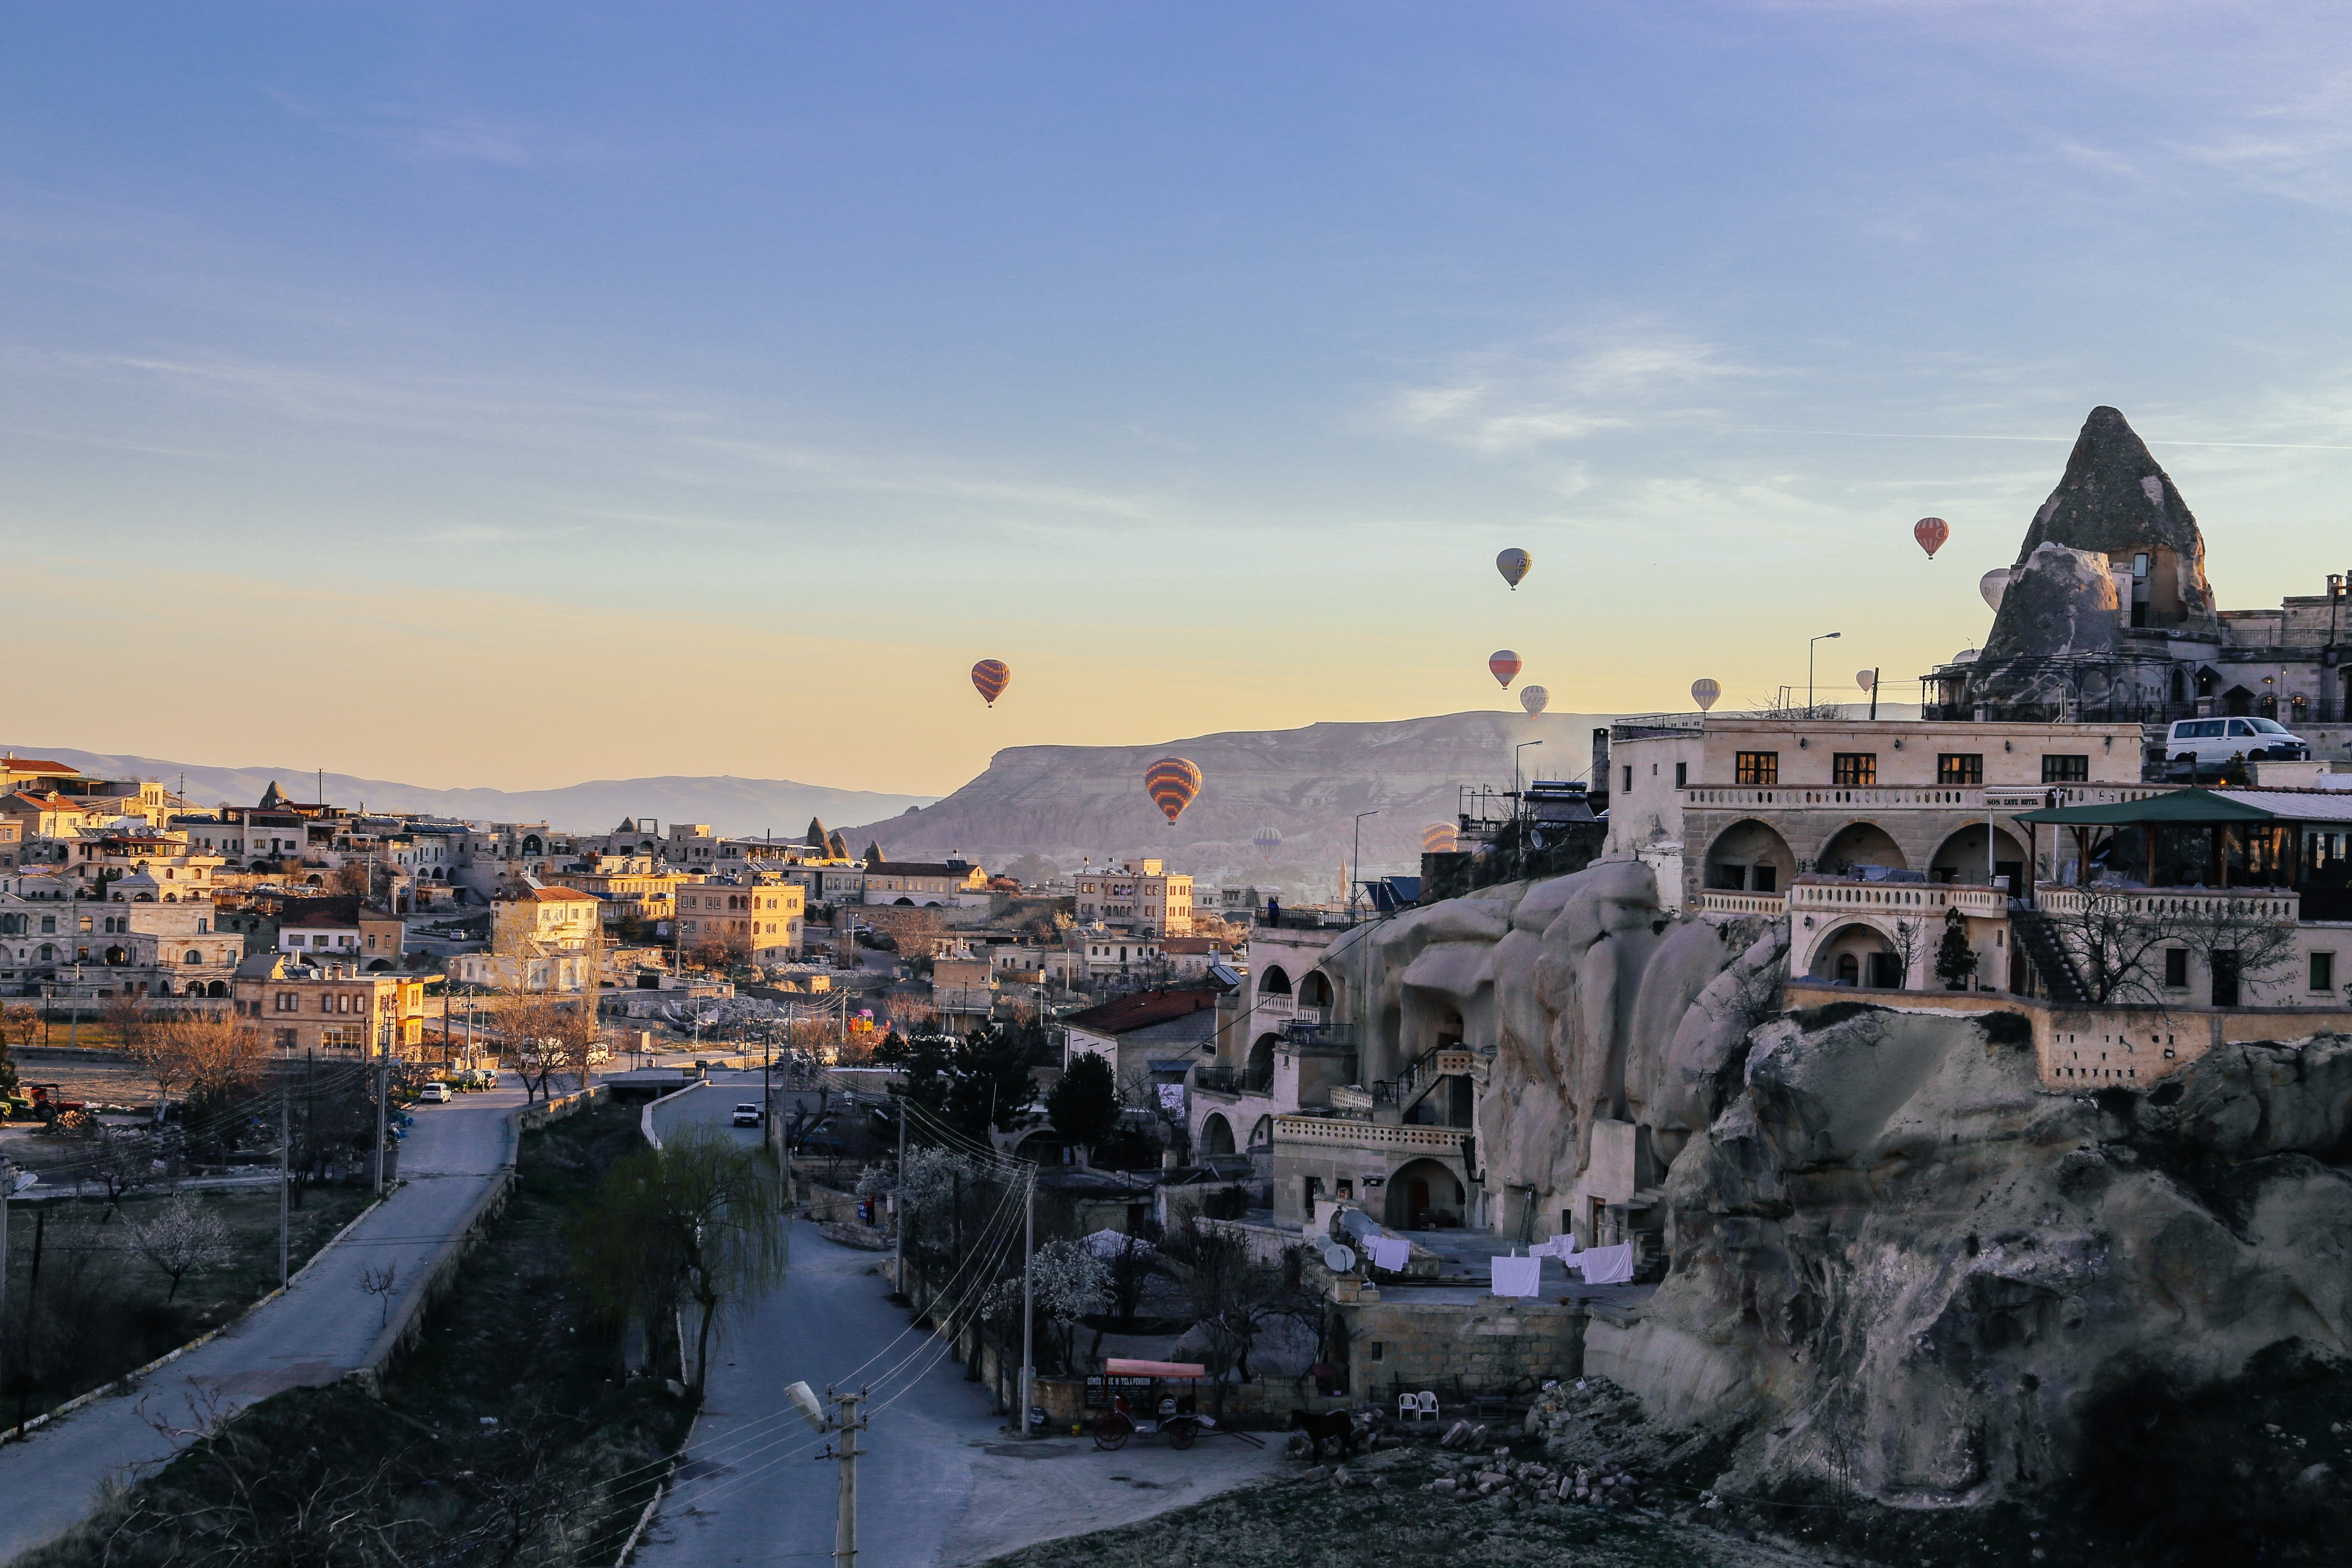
<box><xmin>1514</xmin><ymin>741</ymin><xmax>1544</xmax><ymax>810</ymax></box>
<box><xmin>1808</xmin><ymin>632</ymin><xmax>1843</xmax><ymax>711</ymax></box>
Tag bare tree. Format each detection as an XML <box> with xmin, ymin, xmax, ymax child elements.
<box><xmin>1887</xmin><ymin>918</ymin><xmax>1930</xmax><ymax>990</ymax></box>
<box><xmin>104</xmin><ymin>991</ymin><xmax>156</xmax><ymax>1054</ymax></box>
<box><xmin>2043</xmin><ymin>890</ymin><xmax>2301</xmax><ymax>1007</ymax></box>
<box><xmin>1158</xmin><ymin>1222</ymin><xmax>1315</xmax><ymax>1413</ymax></box>
<box><xmin>125</xmin><ymin>1193</ymin><xmax>233</xmax><ymax>1302</ymax></box>
<box><xmin>359</xmin><ymin>1262</ymin><xmax>400</xmax><ymax>1327</ymax></box>
<box><xmin>89</xmin><ymin>1127</ymin><xmax>166</xmax><ymax>1219</ymax></box>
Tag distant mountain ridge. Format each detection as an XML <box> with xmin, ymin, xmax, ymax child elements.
<box><xmin>846</xmin><ymin>709</ymin><xmax>1628</xmax><ymax>891</ymax></box>
<box><xmin>0</xmin><ymin>744</ymin><xmax>934</xmax><ymax>841</ymax></box>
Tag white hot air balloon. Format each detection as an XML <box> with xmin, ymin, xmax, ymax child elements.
<box><xmin>1980</xmin><ymin>568</ymin><xmax>2012</xmax><ymax>612</ymax></box>
<box><xmin>1856</xmin><ymin>668</ymin><xmax>1878</xmax><ymax>693</ymax></box>
<box><xmin>1691</xmin><ymin>677</ymin><xmax>1721</xmax><ymax>713</ymax></box>
<box><xmin>1519</xmin><ymin>685</ymin><xmax>1549</xmax><ymax>716</ymax></box>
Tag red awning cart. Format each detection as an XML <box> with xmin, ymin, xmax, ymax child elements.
<box><xmin>1087</xmin><ymin>1359</ymin><xmax>1265</xmax><ymax>1452</ymax></box>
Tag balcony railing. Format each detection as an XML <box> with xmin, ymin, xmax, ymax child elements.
<box><xmin>2036</xmin><ymin>885</ymin><xmax>2300</xmax><ymax>922</ymax></box>
<box><xmin>1682</xmin><ymin>783</ymin><xmax>2169</xmax><ymax>812</ymax></box>
<box><xmin>1789</xmin><ymin>881</ymin><xmax>2009</xmax><ymax>918</ymax></box>
<box><xmin>1271</xmin><ymin>1115</ymin><xmax>1469</xmax><ymax>1153</ymax></box>
<box><xmin>1696</xmin><ymin>891</ymin><xmax>1787</xmax><ymax>916</ymax></box>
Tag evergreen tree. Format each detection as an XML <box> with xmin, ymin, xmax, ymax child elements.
<box><xmin>1047</xmin><ymin>1051</ymin><xmax>1121</xmax><ymax>1162</ymax></box>
<box><xmin>1934</xmin><ymin>906</ymin><xmax>1981</xmax><ymax>991</ymax></box>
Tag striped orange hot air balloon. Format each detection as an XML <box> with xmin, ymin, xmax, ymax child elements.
<box><xmin>1913</xmin><ymin>517</ymin><xmax>1949</xmax><ymax>559</ymax></box>
<box><xmin>1421</xmin><ymin>822</ymin><xmax>1458</xmax><ymax>854</ymax></box>
<box><xmin>1143</xmin><ymin>757</ymin><xmax>1202</xmax><ymax>825</ymax></box>
<box><xmin>970</xmin><ymin>659</ymin><xmax>1011</xmax><ymax>707</ymax></box>
<box><xmin>1488</xmin><ymin>650</ymin><xmax>1521</xmax><ymax>688</ymax></box>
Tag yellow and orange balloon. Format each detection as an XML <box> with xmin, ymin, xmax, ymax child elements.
<box><xmin>1144</xmin><ymin>757</ymin><xmax>1203</xmax><ymax>825</ymax></box>
<box><xmin>970</xmin><ymin>659</ymin><xmax>1011</xmax><ymax>707</ymax></box>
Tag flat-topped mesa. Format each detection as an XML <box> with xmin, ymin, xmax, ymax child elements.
<box><xmin>2004</xmin><ymin>404</ymin><xmax>2218</xmax><ymax>637</ymax></box>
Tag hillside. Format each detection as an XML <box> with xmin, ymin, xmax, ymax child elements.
<box><xmin>847</xmin><ymin>710</ymin><xmax>1623</xmax><ymax>891</ymax></box>
<box><xmin>0</xmin><ymin>744</ymin><xmax>934</xmax><ymax>842</ymax></box>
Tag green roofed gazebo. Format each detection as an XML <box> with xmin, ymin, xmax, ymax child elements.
<box><xmin>2010</xmin><ymin>789</ymin><xmax>2278</xmax><ymax>829</ymax></box>
<box><xmin>2012</xmin><ymin>788</ymin><xmax>2288</xmax><ymax>891</ymax></box>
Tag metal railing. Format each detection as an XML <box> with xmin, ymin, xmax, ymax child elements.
<box><xmin>2036</xmin><ymin>885</ymin><xmax>2300</xmax><ymax>922</ymax></box>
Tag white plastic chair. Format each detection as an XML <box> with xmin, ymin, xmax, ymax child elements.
<box><xmin>1398</xmin><ymin>1393</ymin><xmax>1419</xmax><ymax>1422</ymax></box>
<box><xmin>1415</xmin><ymin>1390</ymin><xmax>1439</xmax><ymax>1421</ymax></box>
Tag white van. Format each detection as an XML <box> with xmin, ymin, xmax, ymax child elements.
<box><xmin>2166</xmin><ymin>717</ymin><xmax>2311</xmax><ymax>770</ymax></box>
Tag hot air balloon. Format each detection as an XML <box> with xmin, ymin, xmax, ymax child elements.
<box><xmin>969</xmin><ymin>659</ymin><xmax>1011</xmax><ymax>707</ymax></box>
<box><xmin>1519</xmin><ymin>685</ymin><xmax>1549</xmax><ymax>716</ymax></box>
<box><xmin>1914</xmin><ymin>517</ymin><xmax>1949</xmax><ymax>559</ymax></box>
<box><xmin>1691</xmin><ymin>678</ymin><xmax>1721</xmax><ymax>713</ymax></box>
<box><xmin>1856</xmin><ymin>668</ymin><xmax>1878</xmax><ymax>693</ymax></box>
<box><xmin>1421</xmin><ymin>822</ymin><xmax>1458</xmax><ymax>854</ymax></box>
<box><xmin>1495</xmin><ymin>548</ymin><xmax>1532</xmax><ymax>591</ymax></box>
<box><xmin>1488</xmin><ymin>649</ymin><xmax>1522</xmax><ymax>688</ymax></box>
<box><xmin>1143</xmin><ymin>757</ymin><xmax>1202</xmax><ymax>826</ymax></box>
<box><xmin>1979</xmin><ymin>568</ymin><xmax>2011</xmax><ymax>611</ymax></box>
<box><xmin>1252</xmin><ymin>824</ymin><xmax>1283</xmax><ymax>863</ymax></box>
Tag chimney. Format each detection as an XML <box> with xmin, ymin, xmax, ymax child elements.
<box><xmin>1590</xmin><ymin>727</ymin><xmax>1611</xmax><ymax>790</ymax></box>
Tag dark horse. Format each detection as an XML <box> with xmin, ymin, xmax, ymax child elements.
<box><xmin>1288</xmin><ymin>1409</ymin><xmax>1361</xmax><ymax>1463</ymax></box>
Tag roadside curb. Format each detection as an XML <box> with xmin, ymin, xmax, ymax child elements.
<box><xmin>640</xmin><ymin>1078</ymin><xmax>709</xmax><ymax>1151</ymax></box>
<box><xmin>0</xmin><ymin>1186</ymin><xmax>392</xmax><ymax>1449</ymax></box>
<box><xmin>610</xmin><ymin>1467</ymin><xmax>672</xmax><ymax>1567</ymax></box>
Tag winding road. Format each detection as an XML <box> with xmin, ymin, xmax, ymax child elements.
<box><xmin>0</xmin><ymin>1083</ymin><xmax>528</xmax><ymax>1564</ymax></box>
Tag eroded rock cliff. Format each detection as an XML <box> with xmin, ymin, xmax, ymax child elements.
<box><xmin>1329</xmin><ymin>859</ymin><xmax>2352</xmax><ymax>1541</ymax></box>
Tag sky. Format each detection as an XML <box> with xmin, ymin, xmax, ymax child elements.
<box><xmin>5</xmin><ymin>2</ymin><xmax>2352</xmax><ymax>796</ymax></box>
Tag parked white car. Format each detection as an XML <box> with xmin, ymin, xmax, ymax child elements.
<box><xmin>2166</xmin><ymin>716</ymin><xmax>2311</xmax><ymax>769</ymax></box>
<box><xmin>416</xmin><ymin>1082</ymin><xmax>451</xmax><ymax>1104</ymax></box>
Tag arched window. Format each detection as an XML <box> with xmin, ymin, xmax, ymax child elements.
<box><xmin>184</xmin><ymin>949</ymin><xmax>202</xmax><ymax>965</ymax></box>
<box><xmin>1298</xmin><ymin>971</ymin><xmax>1334</xmax><ymax>1008</ymax></box>
<box><xmin>1259</xmin><ymin>965</ymin><xmax>1292</xmax><ymax>996</ymax></box>
<box><xmin>1836</xmin><ymin>953</ymin><xmax>1859</xmax><ymax>985</ymax></box>
<box><xmin>38</xmin><ymin>944</ymin><xmax>53</xmax><ymax>960</ymax></box>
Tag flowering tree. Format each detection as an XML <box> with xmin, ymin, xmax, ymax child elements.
<box><xmin>125</xmin><ymin>1193</ymin><xmax>233</xmax><ymax>1302</ymax></box>
<box><xmin>983</xmin><ymin>1238</ymin><xmax>1109</xmax><ymax>1372</ymax></box>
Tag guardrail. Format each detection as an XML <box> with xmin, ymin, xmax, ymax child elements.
<box><xmin>1696</xmin><ymin>891</ymin><xmax>1787</xmax><ymax>916</ymax></box>
<box><xmin>1271</xmin><ymin>1115</ymin><xmax>1466</xmax><ymax>1153</ymax></box>
<box><xmin>1681</xmin><ymin>784</ymin><xmax>2168</xmax><ymax>810</ymax></box>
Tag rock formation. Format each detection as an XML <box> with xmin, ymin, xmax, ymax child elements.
<box><xmin>844</xmin><ymin>710</ymin><xmax>1617</xmax><ymax>889</ymax></box>
<box><xmin>1969</xmin><ymin>542</ymin><xmax>2126</xmax><ymax>708</ymax></box>
<box><xmin>2009</xmin><ymin>404</ymin><xmax>2217</xmax><ymax>634</ymax></box>
<box><xmin>1321</xmin><ymin>858</ymin><xmax>2352</xmax><ymax>1527</ymax></box>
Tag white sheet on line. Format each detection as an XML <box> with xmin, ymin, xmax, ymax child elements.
<box><xmin>1489</xmin><ymin>1254</ymin><xmax>1544</xmax><ymax>1297</ymax></box>
<box><xmin>1369</xmin><ymin>1236</ymin><xmax>1413</xmax><ymax>1273</ymax></box>
<box><xmin>1577</xmin><ymin>1242</ymin><xmax>1636</xmax><ymax>1285</ymax></box>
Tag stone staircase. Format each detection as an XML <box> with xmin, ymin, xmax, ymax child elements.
<box><xmin>2009</xmin><ymin>909</ymin><xmax>2089</xmax><ymax>1004</ymax></box>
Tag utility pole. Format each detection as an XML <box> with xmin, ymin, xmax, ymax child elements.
<box><xmin>833</xmin><ymin>1387</ymin><xmax>866</xmax><ymax>1565</ymax></box>
<box><xmin>371</xmin><ymin>1016</ymin><xmax>390</xmax><ymax>1198</ymax></box>
<box><xmin>278</xmin><ymin>1091</ymin><xmax>290</xmax><ymax>1287</ymax></box>
<box><xmin>891</xmin><ymin>1099</ymin><xmax>906</xmax><ymax>1294</ymax></box>
<box><xmin>1019</xmin><ymin>1172</ymin><xmax>1035</xmax><ymax>1437</ymax></box>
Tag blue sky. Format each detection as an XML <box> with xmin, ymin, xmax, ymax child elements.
<box><xmin>4</xmin><ymin>3</ymin><xmax>2350</xmax><ymax>793</ymax></box>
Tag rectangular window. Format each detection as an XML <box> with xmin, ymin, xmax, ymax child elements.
<box><xmin>1673</xmin><ymin>761</ymin><xmax>1687</xmax><ymax>788</ymax></box>
<box><xmin>2164</xmin><ymin>948</ymin><xmax>2190</xmax><ymax>989</ymax></box>
<box><xmin>1735</xmin><ymin>751</ymin><xmax>1779</xmax><ymax>786</ymax></box>
<box><xmin>1622</xmin><ymin>765</ymin><xmax>1632</xmax><ymax>793</ymax></box>
<box><xmin>321</xmin><ymin>1024</ymin><xmax>365</xmax><ymax>1050</ymax></box>
<box><xmin>1937</xmin><ymin>753</ymin><xmax>1984</xmax><ymax>785</ymax></box>
<box><xmin>2041</xmin><ymin>754</ymin><xmax>2089</xmax><ymax>783</ymax></box>
<box><xmin>2314</xmin><ymin>952</ymin><xmax>2337</xmax><ymax>994</ymax></box>
<box><xmin>1832</xmin><ymin>753</ymin><xmax>1877</xmax><ymax>786</ymax></box>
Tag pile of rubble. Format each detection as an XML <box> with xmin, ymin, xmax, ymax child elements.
<box><xmin>1424</xmin><ymin>1453</ymin><xmax>1654</xmax><ymax>1511</ymax></box>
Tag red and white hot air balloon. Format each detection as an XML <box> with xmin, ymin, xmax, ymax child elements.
<box><xmin>1519</xmin><ymin>685</ymin><xmax>1549</xmax><ymax>717</ymax></box>
<box><xmin>1143</xmin><ymin>757</ymin><xmax>1203</xmax><ymax>826</ymax></box>
<box><xmin>1422</xmin><ymin>822</ymin><xmax>1458</xmax><ymax>854</ymax></box>
<box><xmin>970</xmin><ymin>659</ymin><xmax>1011</xmax><ymax>707</ymax></box>
<box><xmin>1488</xmin><ymin>650</ymin><xmax>1521</xmax><ymax>688</ymax></box>
<box><xmin>1914</xmin><ymin>517</ymin><xmax>1950</xmax><ymax>559</ymax></box>
<box><xmin>1691</xmin><ymin>678</ymin><xmax>1721</xmax><ymax>713</ymax></box>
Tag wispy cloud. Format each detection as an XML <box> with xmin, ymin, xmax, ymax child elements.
<box><xmin>1389</xmin><ymin>328</ymin><xmax>1757</xmax><ymax>453</ymax></box>
<box><xmin>265</xmin><ymin>91</ymin><xmax>555</xmax><ymax>169</ymax></box>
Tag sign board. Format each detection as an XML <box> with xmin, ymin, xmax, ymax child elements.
<box><xmin>1084</xmin><ymin>1374</ymin><xmax>1156</xmax><ymax>1410</ymax></box>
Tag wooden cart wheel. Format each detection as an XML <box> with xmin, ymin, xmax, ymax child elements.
<box><xmin>1093</xmin><ymin>1412</ymin><xmax>1132</xmax><ymax>1451</ymax></box>
<box><xmin>1168</xmin><ymin>1419</ymin><xmax>1198</xmax><ymax>1450</ymax></box>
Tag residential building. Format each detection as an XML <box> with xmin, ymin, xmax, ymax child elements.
<box><xmin>1160</xmin><ymin>934</ymin><xmax>1243</xmax><ymax>977</ymax></box>
<box><xmin>1064</xmin><ymin>988</ymin><xmax>1222</xmax><ymax>1086</ymax></box>
<box><xmin>0</xmin><ymin>819</ymin><xmax>18</xmax><ymax>872</ymax></box>
<box><xmin>1070</xmin><ymin>925</ymin><xmax>1162</xmax><ymax>978</ymax></box>
<box><xmin>861</xmin><ymin>858</ymin><xmax>992</xmax><ymax>908</ymax></box>
<box><xmin>0</xmin><ymin>866</ymin><xmax>245</xmax><ymax>999</ymax></box>
<box><xmin>231</xmin><ymin>955</ymin><xmax>429</xmax><ymax>1057</ymax></box>
<box><xmin>1073</xmin><ymin>859</ymin><xmax>1193</xmax><ymax>934</ymax></box>
<box><xmin>547</xmin><ymin>858</ymin><xmax>698</xmax><ymax>927</ymax></box>
<box><xmin>676</xmin><ymin>877</ymin><xmax>806</xmax><ymax>965</ymax></box>
<box><xmin>490</xmin><ymin>885</ymin><xmax>602</xmax><ymax>953</ymax></box>
<box><xmin>931</xmin><ymin>949</ymin><xmax>998</xmax><ymax>1023</ymax></box>
<box><xmin>271</xmin><ymin>898</ymin><xmax>406</xmax><ymax>969</ymax></box>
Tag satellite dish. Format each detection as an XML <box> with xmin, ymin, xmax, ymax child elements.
<box><xmin>1320</xmin><ymin>1242</ymin><xmax>1358</xmax><ymax>1274</ymax></box>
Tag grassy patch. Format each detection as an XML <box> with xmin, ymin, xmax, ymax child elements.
<box><xmin>14</xmin><ymin>1099</ymin><xmax>696</xmax><ymax>1568</ymax></box>
<box><xmin>3</xmin><ymin>1185</ymin><xmax>371</xmax><ymax>1420</ymax></box>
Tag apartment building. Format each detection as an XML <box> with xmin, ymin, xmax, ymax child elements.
<box><xmin>232</xmin><ymin>955</ymin><xmax>428</xmax><ymax>1057</ymax></box>
<box><xmin>861</xmin><ymin>858</ymin><xmax>992</xmax><ymax>908</ymax></box>
<box><xmin>676</xmin><ymin>877</ymin><xmax>806</xmax><ymax>964</ymax></box>
<box><xmin>1073</xmin><ymin>859</ymin><xmax>1193</xmax><ymax>934</ymax></box>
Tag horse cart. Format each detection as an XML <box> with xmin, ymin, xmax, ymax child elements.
<box><xmin>1088</xmin><ymin>1359</ymin><xmax>1265</xmax><ymax>1453</ymax></box>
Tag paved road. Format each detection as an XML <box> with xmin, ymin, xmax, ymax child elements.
<box><xmin>0</xmin><ymin>1084</ymin><xmax>530</xmax><ymax>1564</ymax></box>
<box><xmin>634</xmin><ymin>1073</ymin><xmax>1285</xmax><ymax>1568</ymax></box>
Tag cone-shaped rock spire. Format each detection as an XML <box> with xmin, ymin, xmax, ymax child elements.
<box><xmin>2006</xmin><ymin>405</ymin><xmax>2216</xmax><ymax>634</ymax></box>
<box><xmin>804</xmin><ymin>817</ymin><xmax>829</xmax><ymax>850</ymax></box>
